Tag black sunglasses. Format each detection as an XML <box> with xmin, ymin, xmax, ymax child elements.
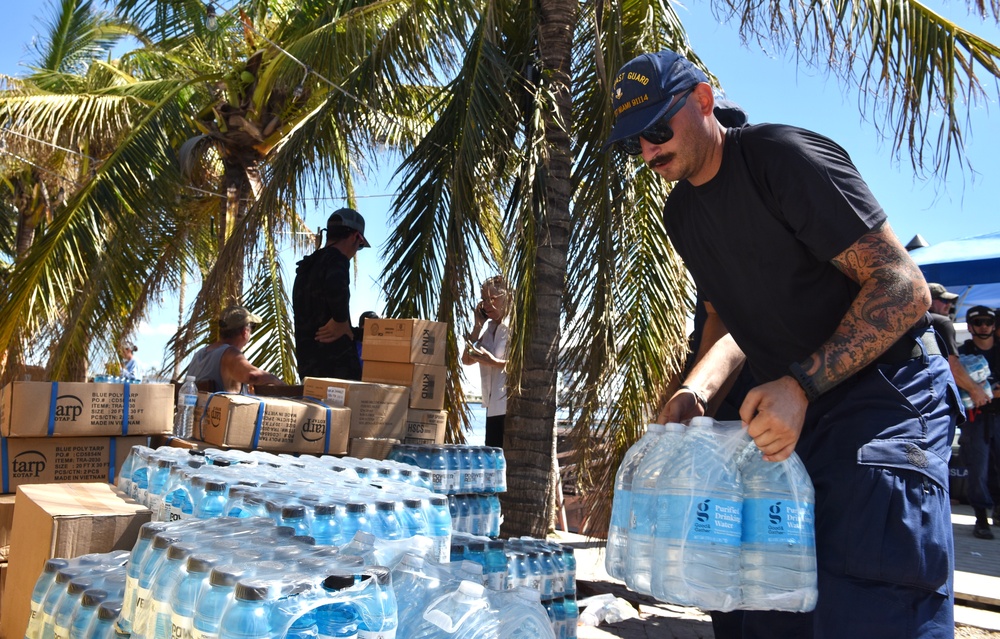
<box><xmin>617</xmin><ymin>88</ymin><xmax>695</xmax><ymax>156</ymax></box>
<box><xmin>971</xmin><ymin>318</ymin><xmax>995</xmax><ymax>327</ymax></box>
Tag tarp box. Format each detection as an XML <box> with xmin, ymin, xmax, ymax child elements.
<box><xmin>0</xmin><ymin>482</ymin><xmax>151</xmax><ymax>639</ymax></box>
<box><xmin>362</xmin><ymin>361</ymin><xmax>447</xmax><ymax>411</ymax></box>
<box><xmin>302</xmin><ymin>378</ymin><xmax>409</xmax><ymax>440</ymax></box>
<box><xmin>196</xmin><ymin>393</ymin><xmax>349</xmax><ymax>455</ymax></box>
<box><xmin>0</xmin><ymin>381</ymin><xmax>174</xmax><ymax>438</ymax></box>
<box><xmin>1</xmin><ymin>436</ymin><xmax>147</xmax><ymax>494</ymax></box>
<box><xmin>405</xmin><ymin>409</ymin><xmax>448</xmax><ymax>445</ymax></box>
<box><xmin>361</xmin><ymin>318</ymin><xmax>448</xmax><ymax>365</ymax></box>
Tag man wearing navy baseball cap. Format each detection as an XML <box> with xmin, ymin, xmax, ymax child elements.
<box><xmin>607</xmin><ymin>50</ymin><xmax>961</xmax><ymax>638</ymax></box>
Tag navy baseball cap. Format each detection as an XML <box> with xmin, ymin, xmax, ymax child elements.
<box><xmin>603</xmin><ymin>50</ymin><xmax>709</xmax><ymax>151</ymax></box>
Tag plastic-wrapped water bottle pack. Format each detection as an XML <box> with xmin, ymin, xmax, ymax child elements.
<box><xmin>607</xmin><ymin>416</ymin><xmax>817</xmax><ymax>612</ymax></box>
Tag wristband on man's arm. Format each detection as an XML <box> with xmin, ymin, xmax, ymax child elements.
<box><xmin>678</xmin><ymin>385</ymin><xmax>708</xmax><ymax>412</ymax></box>
<box><xmin>788</xmin><ymin>361</ymin><xmax>821</xmax><ymax>402</ymax></box>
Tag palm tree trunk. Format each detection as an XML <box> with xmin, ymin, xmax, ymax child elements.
<box><xmin>501</xmin><ymin>0</ymin><xmax>576</xmax><ymax>539</ymax></box>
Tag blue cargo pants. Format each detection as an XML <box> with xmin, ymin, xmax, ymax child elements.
<box><xmin>721</xmin><ymin>330</ymin><xmax>961</xmax><ymax>639</ymax></box>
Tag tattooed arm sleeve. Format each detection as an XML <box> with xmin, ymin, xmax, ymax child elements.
<box><xmin>796</xmin><ymin>221</ymin><xmax>932</xmax><ymax>396</ymax></box>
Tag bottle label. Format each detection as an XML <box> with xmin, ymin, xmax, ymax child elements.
<box><xmin>358</xmin><ymin>629</ymin><xmax>396</xmax><ymax>639</ymax></box>
<box><xmin>191</xmin><ymin>628</ymin><xmax>218</xmax><ymax>639</ymax></box>
<box><xmin>431</xmin><ymin>471</ymin><xmax>448</xmax><ymax>493</ymax></box>
<box><xmin>182</xmin><ymin>393</ymin><xmax>198</xmax><ymax>407</ymax></box>
<box><xmin>663</xmin><ymin>494</ymin><xmax>742</xmax><ymax>546</ymax></box>
<box><xmin>610</xmin><ymin>489</ymin><xmax>631</xmax><ymax>529</ymax></box>
<box><xmin>743</xmin><ymin>498</ymin><xmax>815</xmax><ymax>546</ymax></box>
<box><xmin>171</xmin><ymin>613</ymin><xmax>194</xmax><ymax>639</ymax></box>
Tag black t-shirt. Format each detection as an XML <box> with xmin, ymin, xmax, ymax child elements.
<box><xmin>663</xmin><ymin>124</ymin><xmax>886</xmax><ymax>382</ymax></box>
<box><xmin>929</xmin><ymin>313</ymin><xmax>959</xmax><ymax>356</ymax></box>
<box><xmin>292</xmin><ymin>245</ymin><xmax>360</xmax><ymax>379</ymax></box>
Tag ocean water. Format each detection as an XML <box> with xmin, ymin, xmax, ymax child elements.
<box><xmin>465</xmin><ymin>403</ymin><xmax>487</xmax><ymax>446</ymax></box>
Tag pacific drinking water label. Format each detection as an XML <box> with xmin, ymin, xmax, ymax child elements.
<box><xmin>666</xmin><ymin>495</ymin><xmax>742</xmax><ymax>545</ymax></box>
<box><xmin>610</xmin><ymin>489</ymin><xmax>631</xmax><ymax>529</ymax></box>
<box><xmin>171</xmin><ymin>613</ymin><xmax>194</xmax><ymax>639</ymax></box>
<box><xmin>742</xmin><ymin>499</ymin><xmax>815</xmax><ymax>546</ymax></box>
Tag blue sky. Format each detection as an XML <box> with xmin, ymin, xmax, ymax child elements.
<box><xmin>4</xmin><ymin>2</ymin><xmax>998</xmax><ymax>375</ymax></box>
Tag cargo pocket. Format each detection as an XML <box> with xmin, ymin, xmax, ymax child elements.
<box><xmin>844</xmin><ymin>439</ymin><xmax>952</xmax><ymax>595</ymax></box>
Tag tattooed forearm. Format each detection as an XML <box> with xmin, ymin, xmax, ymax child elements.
<box><xmin>800</xmin><ymin>223</ymin><xmax>930</xmax><ymax>396</ymax></box>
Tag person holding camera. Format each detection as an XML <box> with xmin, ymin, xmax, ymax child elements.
<box><xmin>462</xmin><ymin>275</ymin><xmax>510</xmax><ymax>448</ymax></box>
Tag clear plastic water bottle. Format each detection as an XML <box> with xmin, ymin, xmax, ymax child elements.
<box><xmin>371</xmin><ymin>501</ymin><xmax>404</xmax><ymax>540</ymax></box>
<box><xmin>310</xmin><ymin>503</ymin><xmax>343</xmax><ymax>547</ymax></box>
<box><xmin>121</xmin><ymin>523</ymin><xmax>168</xmax><ymax>634</ymax></box>
<box><xmin>624</xmin><ymin>422</ymin><xmax>685</xmax><ymax>595</ymax></box>
<box><xmin>738</xmin><ymin>445</ymin><xmax>818</xmax><ymax>612</ymax></box>
<box><xmin>355</xmin><ymin>568</ymin><xmax>396</xmax><ymax>639</ymax></box>
<box><xmin>429</xmin><ymin>446</ymin><xmax>449</xmax><ymax>495</ymax></box>
<box><xmin>176</xmin><ymin>376</ymin><xmax>198</xmax><ymax>439</ymax></box>
<box><xmin>606</xmin><ymin>423</ymin><xmax>667</xmax><ymax>581</ymax></box>
<box><xmin>149</xmin><ymin>543</ymin><xmax>196</xmax><ymax>639</ymax></box>
<box><xmin>50</xmin><ymin>577</ymin><xmax>95</xmax><ymax>639</ymax></box>
<box><xmin>171</xmin><ymin>554</ymin><xmax>221</xmax><ymax>639</ymax></box>
<box><xmin>427</xmin><ymin>496</ymin><xmax>453</xmax><ymax>563</ymax></box>
<box><xmin>484</xmin><ymin>541</ymin><xmax>508</xmax><ymax>591</ymax></box>
<box><xmin>316</xmin><ymin>575</ymin><xmax>359</xmax><ymax>639</ymax></box>
<box><xmin>492</xmin><ymin>448</ymin><xmax>507</xmax><ymax>493</ymax></box>
<box><xmin>194</xmin><ymin>481</ymin><xmax>229</xmax><ymax>519</ymax></box>
<box><xmin>192</xmin><ymin>566</ymin><xmax>244</xmax><ymax>639</ymax></box>
<box><xmin>217</xmin><ymin>580</ymin><xmax>273</xmax><ymax>639</ymax></box>
<box><xmin>651</xmin><ymin>417</ymin><xmax>745</xmax><ymax>611</ymax></box>
<box><xmin>26</xmin><ymin>558</ymin><xmax>69</xmax><ymax>639</ymax></box>
<box><xmin>446</xmin><ymin>447</ymin><xmax>461</xmax><ymax>494</ymax></box>
<box><xmin>86</xmin><ymin>601</ymin><xmax>123</xmax><ymax>639</ymax></box>
<box><xmin>70</xmin><ymin>589</ymin><xmax>109</xmax><ymax>639</ymax></box>
<box><xmin>412</xmin><ymin>581</ymin><xmax>489</xmax><ymax>636</ymax></box>
<box><xmin>340</xmin><ymin>503</ymin><xmax>372</xmax><ymax>542</ymax></box>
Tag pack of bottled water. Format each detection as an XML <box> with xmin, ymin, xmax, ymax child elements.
<box><xmin>958</xmin><ymin>353</ymin><xmax>994</xmax><ymax>409</ymax></box>
<box><xmin>28</xmin><ymin>515</ymin><xmax>567</xmax><ymax>639</ymax></box>
<box><xmin>606</xmin><ymin>416</ymin><xmax>817</xmax><ymax>612</ymax></box>
<box><xmin>387</xmin><ymin>444</ymin><xmax>508</xmax><ymax>495</ymax></box>
<box><xmin>25</xmin><ymin>550</ymin><xmax>129</xmax><ymax>639</ymax></box>
<box><xmin>117</xmin><ymin>445</ymin><xmax>453</xmax><ymax>562</ymax></box>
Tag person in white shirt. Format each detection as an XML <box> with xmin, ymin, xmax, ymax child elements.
<box><xmin>462</xmin><ymin>276</ymin><xmax>510</xmax><ymax>448</ymax></box>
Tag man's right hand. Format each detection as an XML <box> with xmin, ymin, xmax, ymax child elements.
<box><xmin>657</xmin><ymin>388</ymin><xmax>706</xmax><ymax>424</ymax></box>
<box><xmin>315</xmin><ymin>319</ymin><xmax>354</xmax><ymax>343</ymax></box>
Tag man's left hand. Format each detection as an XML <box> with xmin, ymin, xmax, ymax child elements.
<box><xmin>739</xmin><ymin>376</ymin><xmax>808</xmax><ymax>462</ymax></box>
<box><xmin>315</xmin><ymin>319</ymin><xmax>354</xmax><ymax>344</ymax></box>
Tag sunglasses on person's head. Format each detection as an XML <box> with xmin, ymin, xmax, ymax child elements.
<box><xmin>617</xmin><ymin>88</ymin><xmax>696</xmax><ymax>156</ymax></box>
<box><xmin>971</xmin><ymin>318</ymin><xmax>995</xmax><ymax>327</ymax></box>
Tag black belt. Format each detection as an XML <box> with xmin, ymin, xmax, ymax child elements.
<box><xmin>876</xmin><ymin>330</ymin><xmax>942</xmax><ymax>365</ymax></box>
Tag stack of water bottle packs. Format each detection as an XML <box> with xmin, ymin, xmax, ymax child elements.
<box><xmin>22</xmin><ymin>442</ymin><xmax>580</xmax><ymax>637</ymax></box>
<box><xmin>26</xmin><ymin>509</ymin><xmax>575</xmax><ymax>638</ymax></box>
<box><xmin>387</xmin><ymin>444</ymin><xmax>507</xmax><ymax>538</ymax></box>
<box><xmin>606</xmin><ymin>416</ymin><xmax>818</xmax><ymax>613</ymax></box>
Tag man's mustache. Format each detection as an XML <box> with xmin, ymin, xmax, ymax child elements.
<box><xmin>647</xmin><ymin>152</ymin><xmax>674</xmax><ymax>169</ymax></box>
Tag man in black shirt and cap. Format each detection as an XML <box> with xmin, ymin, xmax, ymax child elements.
<box><xmin>293</xmin><ymin>207</ymin><xmax>370</xmax><ymax>381</ymax></box>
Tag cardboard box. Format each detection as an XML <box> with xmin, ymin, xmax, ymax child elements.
<box><xmin>0</xmin><ymin>381</ymin><xmax>174</xmax><ymax>438</ymax></box>
<box><xmin>405</xmin><ymin>409</ymin><xmax>448</xmax><ymax>444</ymax></box>
<box><xmin>361</xmin><ymin>319</ymin><xmax>448</xmax><ymax>365</ymax></box>
<box><xmin>0</xmin><ymin>561</ymin><xmax>6</xmax><ymax>623</ymax></box>
<box><xmin>196</xmin><ymin>393</ymin><xmax>349</xmax><ymax>455</ymax></box>
<box><xmin>302</xmin><ymin>378</ymin><xmax>409</xmax><ymax>440</ymax></box>
<box><xmin>362</xmin><ymin>362</ymin><xmax>447</xmax><ymax>411</ymax></box>
<box><xmin>0</xmin><ymin>495</ymin><xmax>14</xmax><ymax>561</ymax></box>
<box><xmin>0</xmin><ymin>483</ymin><xmax>151</xmax><ymax>639</ymax></box>
<box><xmin>1</xmin><ymin>436</ymin><xmax>147</xmax><ymax>494</ymax></box>
<box><xmin>348</xmin><ymin>437</ymin><xmax>400</xmax><ymax>461</ymax></box>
